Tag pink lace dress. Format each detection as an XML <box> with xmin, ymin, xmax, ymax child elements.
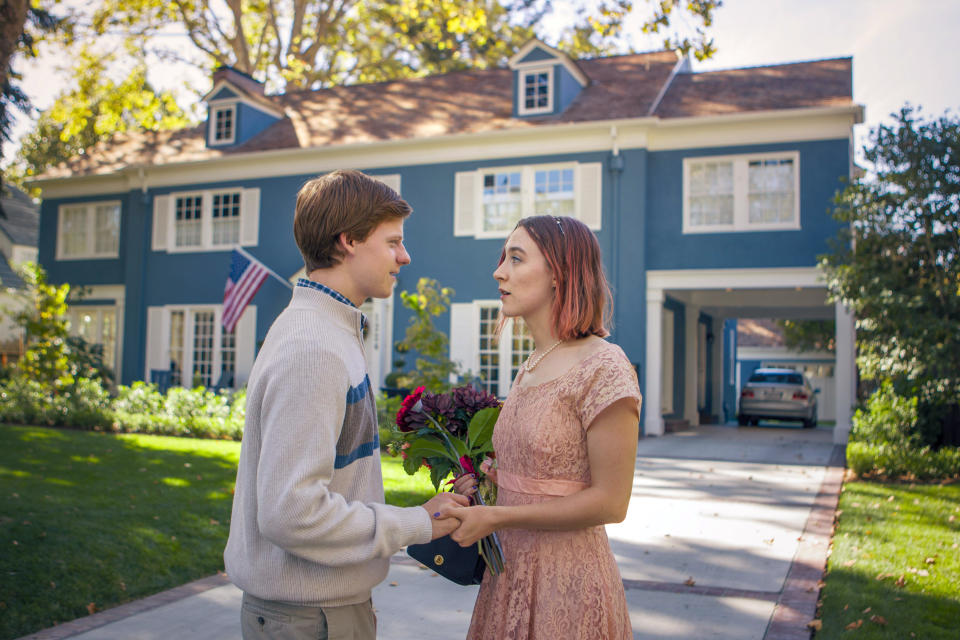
<box><xmin>466</xmin><ymin>341</ymin><xmax>642</xmax><ymax>640</ymax></box>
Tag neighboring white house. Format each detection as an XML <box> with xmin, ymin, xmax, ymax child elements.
<box><xmin>0</xmin><ymin>185</ymin><xmax>39</xmax><ymax>366</ymax></box>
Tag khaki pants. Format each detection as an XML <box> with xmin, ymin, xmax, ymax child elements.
<box><xmin>240</xmin><ymin>593</ymin><xmax>376</xmax><ymax>640</ymax></box>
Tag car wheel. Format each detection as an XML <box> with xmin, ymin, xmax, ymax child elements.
<box><xmin>738</xmin><ymin>414</ymin><xmax>749</xmax><ymax>426</ymax></box>
<box><xmin>803</xmin><ymin>412</ymin><xmax>817</xmax><ymax>429</ymax></box>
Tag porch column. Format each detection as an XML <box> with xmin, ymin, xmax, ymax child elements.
<box><xmin>645</xmin><ymin>288</ymin><xmax>665</xmax><ymax>436</ymax></box>
<box><xmin>684</xmin><ymin>304</ymin><xmax>700</xmax><ymax>426</ymax></box>
<box><xmin>711</xmin><ymin>317</ymin><xmax>724</xmax><ymax>424</ymax></box>
<box><xmin>835</xmin><ymin>302</ymin><xmax>856</xmax><ymax>444</ymax></box>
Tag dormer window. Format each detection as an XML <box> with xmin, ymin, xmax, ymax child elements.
<box><xmin>210</xmin><ymin>104</ymin><xmax>236</xmax><ymax>145</ymax></box>
<box><xmin>519</xmin><ymin>68</ymin><xmax>553</xmax><ymax>115</ymax></box>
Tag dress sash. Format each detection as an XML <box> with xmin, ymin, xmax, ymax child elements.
<box><xmin>496</xmin><ymin>468</ymin><xmax>589</xmax><ymax>497</ymax></box>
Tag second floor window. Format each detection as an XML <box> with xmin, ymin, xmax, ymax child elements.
<box><xmin>683</xmin><ymin>152</ymin><xmax>800</xmax><ymax>233</ymax></box>
<box><xmin>56</xmin><ymin>201</ymin><xmax>121</xmax><ymax>260</ymax></box>
<box><xmin>211</xmin><ymin>104</ymin><xmax>236</xmax><ymax>144</ymax></box>
<box><xmin>518</xmin><ymin>68</ymin><xmax>553</xmax><ymax>116</ymax></box>
<box><xmin>153</xmin><ymin>188</ymin><xmax>259</xmax><ymax>253</ymax></box>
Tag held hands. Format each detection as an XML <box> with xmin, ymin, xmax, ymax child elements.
<box><xmin>435</xmin><ymin>503</ymin><xmax>498</xmax><ymax>547</ymax></box>
<box><xmin>421</xmin><ymin>492</ymin><xmax>469</xmax><ymax>540</ymax></box>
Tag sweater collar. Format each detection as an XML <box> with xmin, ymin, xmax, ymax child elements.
<box><xmin>290</xmin><ymin>281</ymin><xmax>367</xmax><ymax>339</ymax></box>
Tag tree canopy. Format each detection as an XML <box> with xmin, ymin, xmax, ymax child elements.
<box><xmin>819</xmin><ymin>105</ymin><xmax>960</xmax><ymax>442</ymax></box>
<box><xmin>4</xmin><ymin>0</ymin><xmax>720</xmax><ymax>186</ymax></box>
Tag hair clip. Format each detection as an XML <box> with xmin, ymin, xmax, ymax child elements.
<box><xmin>554</xmin><ymin>216</ymin><xmax>565</xmax><ymax>237</ymax></box>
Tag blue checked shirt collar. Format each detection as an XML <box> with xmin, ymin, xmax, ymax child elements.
<box><xmin>296</xmin><ymin>278</ymin><xmax>367</xmax><ymax>330</ymax></box>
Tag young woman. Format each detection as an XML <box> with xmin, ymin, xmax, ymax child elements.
<box><xmin>443</xmin><ymin>215</ymin><xmax>642</xmax><ymax>639</ymax></box>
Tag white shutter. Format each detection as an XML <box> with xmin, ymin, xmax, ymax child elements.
<box><xmin>240</xmin><ymin>188</ymin><xmax>260</xmax><ymax>246</ymax></box>
<box><xmin>151</xmin><ymin>196</ymin><xmax>170</xmax><ymax>251</ymax></box>
<box><xmin>577</xmin><ymin>162</ymin><xmax>603</xmax><ymax>230</ymax></box>
<box><xmin>145</xmin><ymin>306</ymin><xmax>169</xmax><ymax>380</ymax></box>
<box><xmin>374</xmin><ymin>173</ymin><xmax>402</xmax><ymax>194</ymax></box>
<box><xmin>449</xmin><ymin>302</ymin><xmax>478</xmax><ymax>381</ymax></box>
<box><xmin>234</xmin><ymin>305</ymin><xmax>257</xmax><ymax>387</ymax></box>
<box><xmin>454</xmin><ymin>171</ymin><xmax>479</xmax><ymax>236</ymax></box>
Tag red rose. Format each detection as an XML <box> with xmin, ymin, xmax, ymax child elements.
<box><xmin>395</xmin><ymin>386</ymin><xmax>426</xmax><ymax>432</ymax></box>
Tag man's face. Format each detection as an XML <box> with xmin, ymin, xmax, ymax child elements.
<box><xmin>347</xmin><ymin>218</ymin><xmax>411</xmax><ymax>301</ymax></box>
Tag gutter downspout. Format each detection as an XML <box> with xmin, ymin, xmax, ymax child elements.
<box><xmin>608</xmin><ymin>125</ymin><xmax>624</xmax><ymax>329</ymax></box>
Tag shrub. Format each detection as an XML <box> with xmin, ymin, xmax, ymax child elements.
<box><xmin>847</xmin><ymin>441</ymin><xmax>960</xmax><ymax>480</ymax></box>
<box><xmin>851</xmin><ymin>381</ymin><xmax>920</xmax><ymax>447</ymax></box>
<box><xmin>0</xmin><ymin>374</ymin><xmax>111</xmax><ymax>427</ymax></box>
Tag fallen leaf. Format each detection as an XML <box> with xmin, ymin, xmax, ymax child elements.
<box><xmin>209</xmin><ymin>519</ymin><xmax>220</xmax><ymax>526</ymax></box>
<box><xmin>845</xmin><ymin>619</ymin><xmax>863</xmax><ymax>630</ymax></box>
<box><xmin>843</xmin><ymin>559</ymin><xmax>856</xmax><ymax>567</ymax></box>
<box><xmin>895</xmin><ymin>575</ymin><xmax>906</xmax><ymax>587</ymax></box>
<box><xmin>50</xmin><ymin>582</ymin><xmax>56</xmax><ymax>589</ymax></box>
<box><xmin>389</xmin><ymin>581</ymin><xmax>398</xmax><ymax>587</ymax></box>
<box><xmin>887</xmin><ymin>495</ymin><xmax>895</xmax><ymax>501</ymax></box>
<box><xmin>862</xmin><ymin>607</ymin><xmax>872</xmax><ymax>614</ymax></box>
<box><xmin>876</xmin><ymin>572</ymin><xmax>891</xmax><ymax>581</ymax></box>
<box><xmin>119</xmin><ymin>581</ymin><xmax>126</xmax><ymax>591</ymax></box>
<box><xmin>843</xmin><ymin>604</ymin><xmax>850</xmax><ymax>611</ymax></box>
<box><xmin>807</xmin><ymin>620</ymin><xmax>823</xmax><ymax>630</ymax></box>
<box><xmin>184</xmin><ymin>463</ymin><xmax>191</xmax><ymax>468</ymax></box>
<box><xmin>86</xmin><ymin>603</ymin><xmax>96</xmax><ymax>615</ymax></box>
<box><xmin>917</xmin><ymin>569</ymin><xmax>929</xmax><ymax>577</ymax></box>
<box><xmin>870</xmin><ymin>614</ymin><xmax>888</xmax><ymax>625</ymax></box>
<box><xmin>684</xmin><ymin>577</ymin><xmax>696</xmax><ymax>586</ymax></box>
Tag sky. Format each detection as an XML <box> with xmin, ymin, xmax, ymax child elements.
<box><xmin>4</xmin><ymin>0</ymin><xmax>959</xmax><ymax>164</ymax></box>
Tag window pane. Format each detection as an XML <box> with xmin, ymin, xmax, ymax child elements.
<box><xmin>215</xmin><ymin>107</ymin><xmax>233</xmax><ymax>141</ymax></box>
<box><xmin>748</xmin><ymin>158</ymin><xmax>794</xmax><ymax>224</ymax></box>
<box><xmin>94</xmin><ymin>204</ymin><xmax>120</xmax><ymax>255</ymax></box>
<box><xmin>102</xmin><ymin>310</ymin><xmax>116</xmax><ymax>373</ymax></box>
<box><xmin>170</xmin><ymin>311</ymin><xmax>185</xmax><ymax>386</ymax></box>
<box><xmin>175</xmin><ymin>196</ymin><xmax>203</xmax><ymax>247</ymax></box>
<box><xmin>482</xmin><ymin>171</ymin><xmax>523</xmax><ymax>232</ymax></box>
<box><xmin>61</xmin><ymin>207</ymin><xmax>88</xmax><ymax>257</ymax></box>
<box><xmin>524</xmin><ymin>72</ymin><xmax>550</xmax><ymax>109</ymax></box>
<box><xmin>192</xmin><ymin>311</ymin><xmax>215</xmax><ymax>387</ymax></box>
<box><xmin>688</xmin><ymin>161</ymin><xmax>734</xmax><ymax>226</ymax></box>
<box><xmin>509</xmin><ymin>318</ymin><xmax>534</xmax><ymax>382</ymax></box>
<box><xmin>212</xmin><ymin>191</ymin><xmax>241</xmax><ymax>245</ymax></box>
<box><xmin>220</xmin><ymin>323</ymin><xmax>236</xmax><ymax>383</ymax></box>
<box><xmin>533</xmin><ymin>168</ymin><xmax>575</xmax><ymax>217</ymax></box>
<box><xmin>478</xmin><ymin>307</ymin><xmax>500</xmax><ymax>396</ymax></box>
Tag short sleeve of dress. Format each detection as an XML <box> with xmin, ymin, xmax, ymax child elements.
<box><xmin>577</xmin><ymin>345</ymin><xmax>643</xmax><ymax>430</ymax></box>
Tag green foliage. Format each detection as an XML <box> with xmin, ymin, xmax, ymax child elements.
<box><xmin>7</xmin><ymin>45</ymin><xmax>189</xmax><ymax>189</ymax></box>
<box><xmin>110</xmin><ymin>382</ymin><xmax>246</xmax><ymax>440</ymax></box>
<box><xmin>376</xmin><ymin>391</ymin><xmax>404</xmax><ymax>450</ymax></box>
<box><xmin>851</xmin><ymin>381</ymin><xmax>921</xmax><ymax>448</ymax></box>
<box><xmin>846</xmin><ymin>441</ymin><xmax>960</xmax><ymax>480</ymax></box>
<box><xmin>0</xmin><ymin>375</ymin><xmax>112</xmax><ymax>428</ymax></box>
<box><xmin>776</xmin><ymin>318</ymin><xmax>835</xmax><ymax>353</ymax></box>
<box><xmin>820</xmin><ymin>106</ymin><xmax>960</xmax><ymax>441</ymax></box>
<box><xmin>11</xmin><ymin>263</ymin><xmax>72</xmax><ymax>387</ymax></box>
<box><xmin>396</xmin><ymin>277</ymin><xmax>461</xmax><ymax>393</ymax></box>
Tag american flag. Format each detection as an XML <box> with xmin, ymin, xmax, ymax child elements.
<box><xmin>223</xmin><ymin>248</ymin><xmax>269</xmax><ymax>332</ymax></box>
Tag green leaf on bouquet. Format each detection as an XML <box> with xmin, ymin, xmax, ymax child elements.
<box><xmin>407</xmin><ymin>437</ymin><xmax>457</xmax><ymax>464</ymax></box>
<box><xmin>402</xmin><ymin>451</ymin><xmax>424</xmax><ymax>475</ymax></box>
<box><xmin>467</xmin><ymin>407</ymin><xmax>498</xmax><ymax>451</ymax></box>
<box><xmin>430</xmin><ymin>458</ymin><xmax>455</xmax><ymax>491</ymax></box>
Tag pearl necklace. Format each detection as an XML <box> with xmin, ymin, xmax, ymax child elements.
<box><xmin>523</xmin><ymin>339</ymin><xmax>564</xmax><ymax>372</ymax></box>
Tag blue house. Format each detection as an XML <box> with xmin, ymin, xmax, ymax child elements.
<box><xmin>31</xmin><ymin>40</ymin><xmax>862</xmax><ymax>443</ymax></box>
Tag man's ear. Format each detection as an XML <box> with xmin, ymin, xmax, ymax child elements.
<box><xmin>338</xmin><ymin>232</ymin><xmax>356</xmax><ymax>256</ymax></box>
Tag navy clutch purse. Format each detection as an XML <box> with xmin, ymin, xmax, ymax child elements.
<box><xmin>406</xmin><ymin>534</ymin><xmax>485</xmax><ymax>586</ymax></box>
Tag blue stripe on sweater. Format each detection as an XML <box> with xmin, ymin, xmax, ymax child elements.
<box><xmin>334</xmin><ymin>431</ymin><xmax>380</xmax><ymax>469</ymax></box>
<box><xmin>346</xmin><ymin>375</ymin><xmax>370</xmax><ymax>405</ymax></box>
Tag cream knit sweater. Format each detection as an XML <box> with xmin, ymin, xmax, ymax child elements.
<box><xmin>224</xmin><ymin>284</ymin><xmax>432</xmax><ymax>606</ymax></box>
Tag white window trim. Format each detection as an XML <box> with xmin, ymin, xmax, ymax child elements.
<box><xmin>517</xmin><ymin>66</ymin><xmax>554</xmax><ymax>116</ymax></box>
<box><xmin>68</xmin><ymin>305</ymin><xmax>120</xmax><ymax>379</ymax></box>
<box><xmin>452</xmin><ymin>300</ymin><xmax>532</xmax><ymax>398</ymax></box>
<box><xmin>682</xmin><ymin>151</ymin><xmax>801</xmax><ymax>234</ymax></box>
<box><xmin>166</xmin><ymin>188</ymin><xmax>247</xmax><ymax>253</ymax></box>
<box><xmin>55</xmin><ymin>200</ymin><xmax>121</xmax><ymax>260</ymax></box>
<box><xmin>473</xmin><ymin>162</ymin><xmax>581</xmax><ymax>239</ymax></box>
<box><xmin>209</xmin><ymin>101</ymin><xmax>237</xmax><ymax>146</ymax></box>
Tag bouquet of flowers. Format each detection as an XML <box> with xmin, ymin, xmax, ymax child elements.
<box><xmin>392</xmin><ymin>384</ymin><xmax>505</xmax><ymax>575</ymax></box>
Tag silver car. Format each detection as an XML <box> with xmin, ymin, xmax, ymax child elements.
<box><xmin>738</xmin><ymin>367</ymin><xmax>818</xmax><ymax>428</ymax></box>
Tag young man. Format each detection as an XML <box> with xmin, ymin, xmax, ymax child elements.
<box><xmin>224</xmin><ymin>170</ymin><xmax>466</xmax><ymax>639</ymax></box>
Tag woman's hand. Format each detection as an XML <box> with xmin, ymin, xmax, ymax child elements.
<box><xmin>437</xmin><ymin>504</ymin><xmax>500</xmax><ymax>547</ymax></box>
<box><xmin>452</xmin><ymin>473</ymin><xmax>478</xmax><ymax>498</ymax></box>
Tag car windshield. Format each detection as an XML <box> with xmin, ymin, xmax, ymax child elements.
<box><xmin>748</xmin><ymin>372</ymin><xmax>804</xmax><ymax>385</ymax></box>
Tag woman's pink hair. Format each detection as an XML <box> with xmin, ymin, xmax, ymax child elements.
<box><xmin>497</xmin><ymin>215</ymin><xmax>612</xmax><ymax>340</ymax></box>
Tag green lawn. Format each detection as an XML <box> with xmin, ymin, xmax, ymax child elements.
<box><xmin>815</xmin><ymin>481</ymin><xmax>960</xmax><ymax>639</ymax></box>
<box><xmin>0</xmin><ymin>425</ymin><xmax>437</xmax><ymax>640</ymax></box>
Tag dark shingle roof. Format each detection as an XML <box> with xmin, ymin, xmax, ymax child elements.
<box><xmin>0</xmin><ymin>185</ymin><xmax>39</xmax><ymax>247</ymax></box>
<box><xmin>0</xmin><ymin>254</ymin><xmax>25</xmax><ymax>290</ymax></box>
<box><xmin>38</xmin><ymin>53</ymin><xmax>855</xmax><ymax>180</ymax></box>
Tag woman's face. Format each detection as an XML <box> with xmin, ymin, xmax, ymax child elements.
<box><xmin>493</xmin><ymin>226</ymin><xmax>555</xmax><ymax>319</ymax></box>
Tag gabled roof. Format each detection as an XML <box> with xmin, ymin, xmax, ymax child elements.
<box><xmin>0</xmin><ymin>185</ymin><xmax>39</xmax><ymax>247</ymax></box>
<box><xmin>654</xmin><ymin>57</ymin><xmax>853</xmax><ymax>118</ymax></box>
<box><xmin>37</xmin><ymin>52</ymin><xmax>855</xmax><ymax>180</ymax></box>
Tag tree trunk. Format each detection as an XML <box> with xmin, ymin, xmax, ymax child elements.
<box><xmin>0</xmin><ymin>0</ymin><xmax>30</xmax><ymax>89</ymax></box>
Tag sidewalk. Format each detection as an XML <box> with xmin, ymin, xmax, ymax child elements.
<box><xmin>20</xmin><ymin>424</ymin><xmax>844</xmax><ymax>640</ymax></box>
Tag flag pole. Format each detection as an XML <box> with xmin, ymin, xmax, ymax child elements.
<box><xmin>235</xmin><ymin>246</ymin><xmax>293</xmax><ymax>290</ymax></box>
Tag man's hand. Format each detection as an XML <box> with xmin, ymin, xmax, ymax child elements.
<box><xmin>421</xmin><ymin>492</ymin><xmax>469</xmax><ymax>540</ymax></box>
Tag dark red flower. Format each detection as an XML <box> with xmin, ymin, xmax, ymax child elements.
<box><xmin>395</xmin><ymin>386</ymin><xmax>426</xmax><ymax>432</ymax></box>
